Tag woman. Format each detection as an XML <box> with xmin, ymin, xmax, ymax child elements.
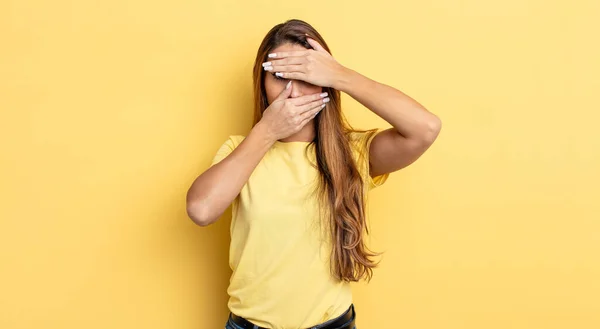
<box><xmin>186</xmin><ymin>19</ymin><xmax>441</xmax><ymax>329</ymax></box>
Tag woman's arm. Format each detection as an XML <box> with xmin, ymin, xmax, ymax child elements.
<box><xmin>186</xmin><ymin>82</ymin><xmax>326</xmax><ymax>226</ymax></box>
<box><xmin>334</xmin><ymin>68</ymin><xmax>442</xmax><ymax>177</ymax></box>
<box><xmin>186</xmin><ymin>124</ymin><xmax>274</xmax><ymax>226</ymax></box>
<box><xmin>267</xmin><ymin>37</ymin><xmax>441</xmax><ymax>178</ymax></box>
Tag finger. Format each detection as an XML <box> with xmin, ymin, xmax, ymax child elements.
<box><xmin>262</xmin><ymin>57</ymin><xmax>305</xmax><ymax>68</ymax></box>
<box><xmin>274</xmin><ymin>81</ymin><xmax>293</xmax><ymax>101</ymax></box>
<box><xmin>298</xmin><ymin>103</ymin><xmax>326</xmax><ymax>125</ymax></box>
<box><xmin>267</xmin><ymin>50</ymin><xmax>308</xmax><ymax>59</ymax></box>
<box><xmin>296</xmin><ymin>97</ymin><xmax>330</xmax><ymax>114</ymax></box>
<box><xmin>305</xmin><ymin>35</ymin><xmax>328</xmax><ymax>53</ymax></box>
<box><xmin>267</xmin><ymin>64</ymin><xmax>304</xmax><ymax>73</ymax></box>
<box><xmin>275</xmin><ymin>71</ymin><xmax>306</xmax><ymax>80</ymax></box>
<box><xmin>288</xmin><ymin>91</ymin><xmax>328</xmax><ymax>106</ymax></box>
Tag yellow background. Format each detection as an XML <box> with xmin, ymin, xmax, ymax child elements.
<box><xmin>1</xmin><ymin>0</ymin><xmax>599</xmax><ymax>328</ymax></box>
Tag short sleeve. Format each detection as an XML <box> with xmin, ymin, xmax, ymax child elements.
<box><xmin>210</xmin><ymin>135</ymin><xmax>245</xmax><ymax>166</ymax></box>
<box><xmin>349</xmin><ymin>129</ymin><xmax>390</xmax><ymax>191</ymax></box>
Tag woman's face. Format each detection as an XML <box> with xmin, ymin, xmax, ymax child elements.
<box><xmin>264</xmin><ymin>42</ymin><xmax>323</xmax><ymax>105</ymax></box>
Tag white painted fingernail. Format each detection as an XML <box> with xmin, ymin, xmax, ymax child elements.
<box><xmin>275</xmin><ymin>72</ymin><xmax>283</xmax><ymax>77</ymax></box>
<box><xmin>286</xmin><ymin>81</ymin><xmax>292</xmax><ymax>89</ymax></box>
<box><xmin>321</xmin><ymin>104</ymin><xmax>326</xmax><ymax>108</ymax></box>
<box><xmin>323</xmin><ymin>97</ymin><xmax>330</xmax><ymax>103</ymax></box>
<box><xmin>262</xmin><ymin>62</ymin><xmax>272</xmax><ymax>67</ymax></box>
<box><xmin>264</xmin><ymin>66</ymin><xmax>273</xmax><ymax>71</ymax></box>
<box><xmin>268</xmin><ymin>53</ymin><xmax>277</xmax><ymax>58</ymax></box>
<box><xmin>320</xmin><ymin>92</ymin><xmax>328</xmax><ymax>97</ymax></box>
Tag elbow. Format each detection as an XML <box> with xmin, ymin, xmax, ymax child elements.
<box><xmin>422</xmin><ymin>114</ymin><xmax>442</xmax><ymax>144</ymax></box>
<box><xmin>403</xmin><ymin>114</ymin><xmax>441</xmax><ymax>150</ymax></box>
<box><xmin>186</xmin><ymin>201</ymin><xmax>217</xmax><ymax>227</ymax></box>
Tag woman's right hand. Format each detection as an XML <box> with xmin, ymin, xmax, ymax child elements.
<box><xmin>257</xmin><ymin>81</ymin><xmax>330</xmax><ymax>142</ymax></box>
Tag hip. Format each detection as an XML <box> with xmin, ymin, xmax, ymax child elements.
<box><xmin>225</xmin><ymin>303</ymin><xmax>357</xmax><ymax>329</ymax></box>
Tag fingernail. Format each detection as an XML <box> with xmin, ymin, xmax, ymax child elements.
<box><xmin>268</xmin><ymin>53</ymin><xmax>277</xmax><ymax>58</ymax></box>
<box><xmin>323</xmin><ymin>97</ymin><xmax>330</xmax><ymax>103</ymax></box>
<box><xmin>320</xmin><ymin>92</ymin><xmax>328</xmax><ymax>97</ymax></box>
<box><xmin>275</xmin><ymin>72</ymin><xmax>283</xmax><ymax>77</ymax></box>
<box><xmin>321</xmin><ymin>104</ymin><xmax>326</xmax><ymax>108</ymax></box>
<box><xmin>262</xmin><ymin>62</ymin><xmax>272</xmax><ymax>67</ymax></box>
<box><xmin>264</xmin><ymin>66</ymin><xmax>273</xmax><ymax>71</ymax></box>
<box><xmin>286</xmin><ymin>81</ymin><xmax>292</xmax><ymax>89</ymax></box>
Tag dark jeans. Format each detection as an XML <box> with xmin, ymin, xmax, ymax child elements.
<box><xmin>225</xmin><ymin>304</ymin><xmax>357</xmax><ymax>329</ymax></box>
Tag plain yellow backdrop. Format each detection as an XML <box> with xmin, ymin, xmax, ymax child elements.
<box><xmin>1</xmin><ymin>0</ymin><xmax>599</xmax><ymax>328</ymax></box>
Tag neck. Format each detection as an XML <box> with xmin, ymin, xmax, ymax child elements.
<box><xmin>279</xmin><ymin>121</ymin><xmax>316</xmax><ymax>143</ymax></box>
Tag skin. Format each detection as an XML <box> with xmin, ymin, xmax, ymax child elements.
<box><xmin>186</xmin><ymin>37</ymin><xmax>442</xmax><ymax>226</ymax></box>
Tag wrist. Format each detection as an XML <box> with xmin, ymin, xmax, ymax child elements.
<box><xmin>333</xmin><ymin>65</ymin><xmax>356</xmax><ymax>92</ymax></box>
<box><xmin>251</xmin><ymin>122</ymin><xmax>277</xmax><ymax>146</ymax></box>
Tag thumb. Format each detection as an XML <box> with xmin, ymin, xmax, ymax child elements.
<box><xmin>305</xmin><ymin>35</ymin><xmax>328</xmax><ymax>53</ymax></box>
<box><xmin>274</xmin><ymin>80</ymin><xmax>292</xmax><ymax>101</ymax></box>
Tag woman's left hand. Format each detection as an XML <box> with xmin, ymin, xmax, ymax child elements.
<box><xmin>263</xmin><ymin>37</ymin><xmax>347</xmax><ymax>88</ymax></box>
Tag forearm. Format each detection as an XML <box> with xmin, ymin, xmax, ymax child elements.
<box><xmin>186</xmin><ymin>124</ymin><xmax>274</xmax><ymax>226</ymax></box>
<box><xmin>335</xmin><ymin>67</ymin><xmax>440</xmax><ymax>139</ymax></box>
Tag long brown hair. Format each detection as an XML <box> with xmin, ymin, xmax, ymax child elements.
<box><xmin>251</xmin><ymin>19</ymin><xmax>381</xmax><ymax>282</ymax></box>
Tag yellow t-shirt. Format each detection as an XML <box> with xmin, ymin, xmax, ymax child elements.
<box><xmin>210</xmin><ymin>130</ymin><xmax>389</xmax><ymax>329</ymax></box>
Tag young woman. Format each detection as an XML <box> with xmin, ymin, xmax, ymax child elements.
<box><xmin>186</xmin><ymin>19</ymin><xmax>441</xmax><ymax>329</ymax></box>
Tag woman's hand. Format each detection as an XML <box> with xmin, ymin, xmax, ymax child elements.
<box><xmin>262</xmin><ymin>37</ymin><xmax>347</xmax><ymax>88</ymax></box>
<box><xmin>257</xmin><ymin>81</ymin><xmax>330</xmax><ymax>142</ymax></box>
